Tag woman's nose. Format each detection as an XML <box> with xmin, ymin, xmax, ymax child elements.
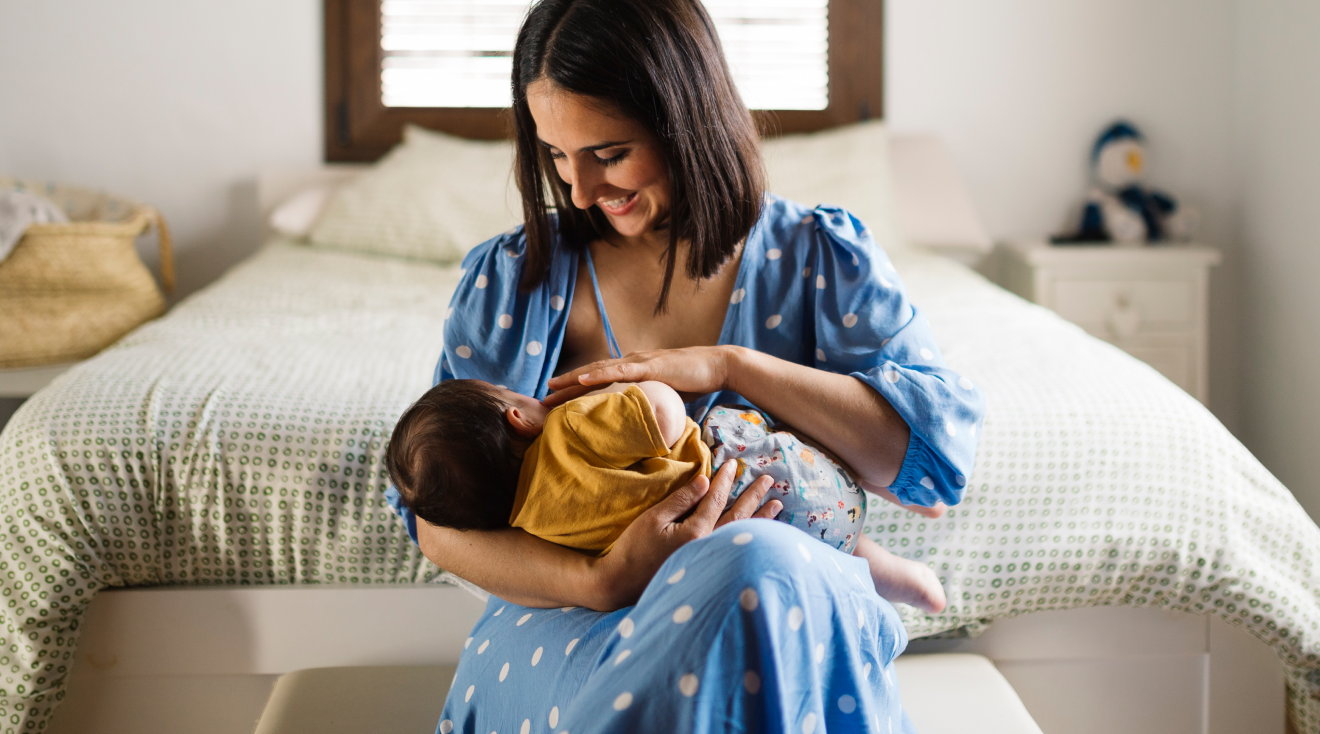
<box><xmin>568</xmin><ymin>163</ymin><xmax>602</xmax><ymax>210</ymax></box>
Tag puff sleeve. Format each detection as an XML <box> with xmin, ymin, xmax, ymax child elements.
<box><xmin>803</xmin><ymin>206</ymin><xmax>985</xmax><ymax>507</ymax></box>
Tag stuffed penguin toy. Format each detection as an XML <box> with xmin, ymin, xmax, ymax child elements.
<box><xmin>1054</xmin><ymin>121</ymin><xmax>1199</xmax><ymax>244</ymax></box>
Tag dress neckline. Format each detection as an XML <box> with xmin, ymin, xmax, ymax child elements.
<box><xmin>579</xmin><ymin>232</ymin><xmax>756</xmax><ymax>365</ymax></box>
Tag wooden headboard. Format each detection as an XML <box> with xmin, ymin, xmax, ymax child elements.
<box><xmin>323</xmin><ymin>0</ymin><xmax>884</xmax><ymax>162</ymax></box>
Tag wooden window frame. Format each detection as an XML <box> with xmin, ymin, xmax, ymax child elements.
<box><xmin>324</xmin><ymin>0</ymin><xmax>883</xmax><ymax>162</ymax></box>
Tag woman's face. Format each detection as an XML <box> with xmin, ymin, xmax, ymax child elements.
<box><xmin>526</xmin><ymin>80</ymin><xmax>670</xmax><ymax>240</ymax></box>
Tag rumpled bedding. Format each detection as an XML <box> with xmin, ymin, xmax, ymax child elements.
<box><xmin>0</xmin><ymin>241</ymin><xmax>1317</xmax><ymax>732</ymax></box>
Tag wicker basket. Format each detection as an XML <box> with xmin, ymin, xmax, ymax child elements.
<box><xmin>0</xmin><ymin>179</ymin><xmax>174</xmax><ymax>369</ymax></box>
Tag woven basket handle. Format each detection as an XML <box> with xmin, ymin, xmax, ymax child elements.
<box><xmin>141</xmin><ymin>207</ymin><xmax>175</xmax><ymax>293</ymax></box>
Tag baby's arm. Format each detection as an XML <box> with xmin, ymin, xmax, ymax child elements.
<box><xmin>584</xmin><ymin>381</ymin><xmax>687</xmax><ymax>448</ymax></box>
<box><xmin>633</xmin><ymin>381</ymin><xmax>687</xmax><ymax>448</ymax></box>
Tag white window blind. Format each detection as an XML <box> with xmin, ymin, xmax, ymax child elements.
<box><xmin>380</xmin><ymin>0</ymin><xmax>828</xmax><ymax>110</ymax></box>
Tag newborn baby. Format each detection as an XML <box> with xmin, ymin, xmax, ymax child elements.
<box><xmin>387</xmin><ymin>379</ymin><xmax>943</xmax><ymax>610</ymax></box>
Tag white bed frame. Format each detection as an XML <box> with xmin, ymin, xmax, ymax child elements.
<box><xmin>45</xmin><ymin>135</ymin><xmax>1285</xmax><ymax>734</ymax></box>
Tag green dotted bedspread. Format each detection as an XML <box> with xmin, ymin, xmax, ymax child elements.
<box><xmin>0</xmin><ymin>243</ymin><xmax>1316</xmax><ymax>732</ymax></box>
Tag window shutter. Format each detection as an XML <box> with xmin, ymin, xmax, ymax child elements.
<box><xmin>380</xmin><ymin>0</ymin><xmax>829</xmax><ymax>110</ymax></box>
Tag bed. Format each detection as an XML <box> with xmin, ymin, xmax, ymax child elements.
<box><xmin>0</xmin><ymin>127</ymin><xmax>1308</xmax><ymax>733</ymax></box>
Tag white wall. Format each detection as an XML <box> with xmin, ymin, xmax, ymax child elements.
<box><xmin>1232</xmin><ymin>0</ymin><xmax>1320</xmax><ymax>519</ymax></box>
<box><xmin>885</xmin><ymin>0</ymin><xmax>1242</xmax><ymax>433</ymax></box>
<box><xmin>0</xmin><ymin>0</ymin><xmax>322</xmax><ymax>297</ymax></box>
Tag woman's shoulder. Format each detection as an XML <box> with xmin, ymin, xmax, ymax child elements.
<box><xmin>456</xmin><ymin>218</ymin><xmax>572</xmax><ymax>294</ymax></box>
<box><xmin>753</xmin><ymin>194</ymin><xmax>896</xmax><ymax>273</ymax></box>
<box><xmin>459</xmin><ymin>223</ymin><xmax>529</xmax><ymax>274</ymax></box>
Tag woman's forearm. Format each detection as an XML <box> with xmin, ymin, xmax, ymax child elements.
<box><xmin>417</xmin><ymin>521</ymin><xmax>614</xmax><ymax>610</ymax></box>
<box><xmin>724</xmin><ymin>345</ymin><xmax>909</xmax><ymax>487</ymax></box>
<box><xmin>416</xmin><ymin>462</ymin><xmax>771</xmax><ymax>612</ymax></box>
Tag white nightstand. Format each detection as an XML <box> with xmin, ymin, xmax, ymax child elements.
<box><xmin>992</xmin><ymin>241</ymin><xmax>1221</xmax><ymax>403</ymax></box>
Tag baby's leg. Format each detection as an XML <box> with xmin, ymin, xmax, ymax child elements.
<box><xmin>852</xmin><ymin>535</ymin><xmax>946</xmax><ymax>613</ymax></box>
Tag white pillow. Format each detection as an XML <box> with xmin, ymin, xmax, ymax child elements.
<box><xmin>269</xmin><ymin>185</ymin><xmax>338</xmax><ymax>239</ymax></box>
<box><xmin>308</xmin><ymin>121</ymin><xmax>902</xmax><ymax>262</ymax></box>
<box><xmin>761</xmin><ymin>120</ymin><xmax>907</xmax><ymax>253</ymax></box>
<box><xmin>309</xmin><ymin>126</ymin><xmax>522</xmax><ymax>264</ymax></box>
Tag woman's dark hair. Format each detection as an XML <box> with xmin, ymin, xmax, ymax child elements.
<box><xmin>385</xmin><ymin>380</ymin><xmax>523</xmax><ymax>531</ymax></box>
<box><xmin>512</xmin><ymin>0</ymin><xmax>765</xmax><ymax>311</ymax></box>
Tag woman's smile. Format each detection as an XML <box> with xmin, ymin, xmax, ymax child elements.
<box><xmin>598</xmin><ymin>191</ymin><xmax>638</xmax><ymax>216</ymax></box>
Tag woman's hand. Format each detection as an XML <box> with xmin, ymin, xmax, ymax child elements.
<box><xmin>591</xmin><ymin>460</ymin><xmax>781</xmax><ymax>610</ymax></box>
<box><xmin>863</xmin><ymin>482</ymin><xmax>947</xmax><ymax>519</ymax></box>
<box><xmin>545</xmin><ymin>346</ymin><xmax>735</xmax><ymax>407</ymax></box>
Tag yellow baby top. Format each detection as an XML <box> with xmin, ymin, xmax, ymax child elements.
<box><xmin>509</xmin><ymin>385</ymin><xmax>711</xmax><ymax>554</ymax></box>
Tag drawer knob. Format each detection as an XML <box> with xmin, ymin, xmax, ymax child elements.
<box><xmin>1107</xmin><ymin>293</ymin><xmax>1142</xmax><ymax>338</ymax></box>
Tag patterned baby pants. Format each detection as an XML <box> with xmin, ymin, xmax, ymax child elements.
<box><xmin>702</xmin><ymin>406</ymin><xmax>867</xmax><ymax>553</ymax></box>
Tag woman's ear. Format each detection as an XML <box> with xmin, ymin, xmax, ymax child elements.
<box><xmin>506</xmin><ymin>406</ymin><xmax>543</xmax><ymax>438</ymax></box>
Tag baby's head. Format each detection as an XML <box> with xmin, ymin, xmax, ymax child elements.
<box><xmin>386</xmin><ymin>380</ymin><xmax>548</xmax><ymax>530</ymax></box>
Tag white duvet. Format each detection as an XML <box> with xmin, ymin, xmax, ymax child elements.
<box><xmin>0</xmin><ymin>241</ymin><xmax>1316</xmax><ymax>731</ymax></box>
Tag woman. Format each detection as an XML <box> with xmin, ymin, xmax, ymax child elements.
<box><xmin>385</xmin><ymin>0</ymin><xmax>984</xmax><ymax>731</ymax></box>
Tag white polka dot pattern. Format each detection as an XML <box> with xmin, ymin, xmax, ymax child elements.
<box><xmin>787</xmin><ymin>606</ymin><xmax>804</xmax><ymax>631</ymax></box>
<box><xmin>679</xmin><ymin>673</ymin><xmax>699</xmax><ymax>697</ymax></box>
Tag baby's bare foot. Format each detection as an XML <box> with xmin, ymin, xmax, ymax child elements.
<box><xmin>871</xmin><ymin>556</ymin><xmax>946</xmax><ymax>613</ymax></box>
<box><xmin>855</xmin><ymin>539</ymin><xmax>946</xmax><ymax>613</ymax></box>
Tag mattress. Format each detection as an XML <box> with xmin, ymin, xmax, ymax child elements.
<box><xmin>1</xmin><ymin>240</ymin><xmax>1316</xmax><ymax>731</ymax></box>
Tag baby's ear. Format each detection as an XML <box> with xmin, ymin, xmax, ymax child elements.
<box><xmin>506</xmin><ymin>406</ymin><xmax>542</xmax><ymax>438</ymax></box>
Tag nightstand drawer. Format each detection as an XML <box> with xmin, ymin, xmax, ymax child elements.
<box><xmin>1048</xmin><ymin>279</ymin><xmax>1193</xmax><ymax>338</ymax></box>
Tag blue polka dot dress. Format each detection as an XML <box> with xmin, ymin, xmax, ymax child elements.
<box><xmin>386</xmin><ymin>195</ymin><xmax>985</xmax><ymax>733</ymax></box>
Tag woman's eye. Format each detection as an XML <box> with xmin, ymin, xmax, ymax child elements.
<box><xmin>548</xmin><ymin>150</ymin><xmax>567</xmax><ymax>161</ymax></box>
<box><xmin>595</xmin><ymin>150</ymin><xmax>629</xmax><ymax>166</ymax></box>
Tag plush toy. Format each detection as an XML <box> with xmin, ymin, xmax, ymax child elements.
<box><xmin>1053</xmin><ymin>121</ymin><xmax>1199</xmax><ymax>244</ymax></box>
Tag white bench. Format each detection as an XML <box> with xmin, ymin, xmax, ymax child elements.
<box><xmin>251</xmin><ymin>655</ymin><xmax>1042</xmax><ymax>734</ymax></box>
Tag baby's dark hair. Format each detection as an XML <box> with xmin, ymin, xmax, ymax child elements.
<box><xmin>385</xmin><ymin>380</ymin><xmax>522</xmax><ymax>531</ymax></box>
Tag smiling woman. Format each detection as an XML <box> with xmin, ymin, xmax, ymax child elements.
<box><xmin>512</xmin><ymin>0</ymin><xmax>765</xmax><ymax>311</ymax></box>
<box><xmin>388</xmin><ymin>0</ymin><xmax>985</xmax><ymax>732</ymax></box>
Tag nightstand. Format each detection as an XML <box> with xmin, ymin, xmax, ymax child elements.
<box><xmin>992</xmin><ymin>241</ymin><xmax>1221</xmax><ymax>403</ymax></box>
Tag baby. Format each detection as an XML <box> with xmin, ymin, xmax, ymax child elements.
<box><xmin>387</xmin><ymin>379</ymin><xmax>944</xmax><ymax>611</ymax></box>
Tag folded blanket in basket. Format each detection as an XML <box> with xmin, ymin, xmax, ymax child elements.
<box><xmin>0</xmin><ymin>190</ymin><xmax>66</xmax><ymax>261</ymax></box>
